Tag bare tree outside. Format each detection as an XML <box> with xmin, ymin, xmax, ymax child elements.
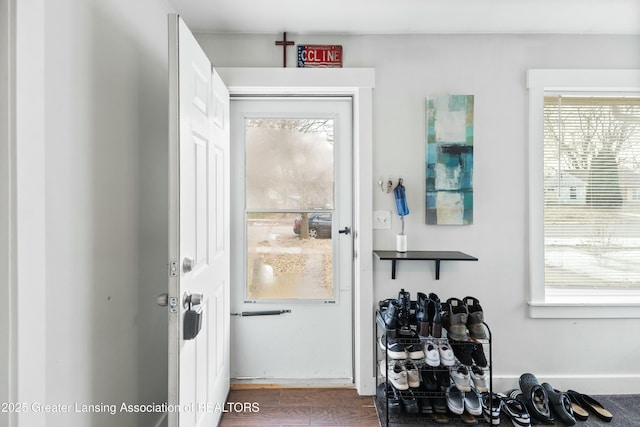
<box><xmin>244</xmin><ymin>118</ymin><xmax>336</xmax><ymax>299</ymax></box>
<box><xmin>543</xmin><ymin>96</ymin><xmax>640</xmax><ymax>289</ymax></box>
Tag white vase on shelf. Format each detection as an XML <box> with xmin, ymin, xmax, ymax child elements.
<box><xmin>396</xmin><ymin>234</ymin><xmax>407</xmax><ymax>252</ymax></box>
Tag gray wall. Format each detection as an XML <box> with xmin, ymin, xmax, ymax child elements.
<box><xmin>42</xmin><ymin>0</ymin><xmax>172</xmax><ymax>425</ymax></box>
<box><xmin>197</xmin><ymin>32</ymin><xmax>640</xmax><ymax>392</ymax></box>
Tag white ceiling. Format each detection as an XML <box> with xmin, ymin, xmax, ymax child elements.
<box><xmin>168</xmin><ymin>0</ymin><xmax>640</xmax><ymax>35</ymax></box>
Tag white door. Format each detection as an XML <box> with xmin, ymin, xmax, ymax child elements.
<box><xmin>230</xmin><ymin>97</ymin><xmax>353</xmax><ymax>382</ymax></box>
<box><xmin>168</xmin><ymin>15</ymin><xmax>230</xmax><ymax>426</ymax></box>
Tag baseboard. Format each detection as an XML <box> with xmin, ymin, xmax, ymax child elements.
<box><xmin>492</xmin><ymin>374</ymin><xmax>640</xmax><ymax>395</ymax></box>
<box><xmin>231</xmin><ymin>379</ymin><xmax>355</xmax><ymax>389</ymax></box>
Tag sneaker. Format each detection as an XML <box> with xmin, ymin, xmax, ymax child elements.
<box><xmin>381</xmin><ymin>360</ymin><xmax>409</xmax><ymax>390</ymax></box>
<box><xmin>464</xmin><ymin>388</ymin><xmax>483</xmax><ymax>416</ymax></box>
<box><xmin>404</xmin><ymin>360</ymin><xmax>420</xmax><ymax>388</ymax></box>
<box><xmin>424</xmin><ymin>339</ymin><xmax>441</xmax><ymax>367</ymax></box>
<box><xmin>451</xmin><ymin>365</ymin><xmax>471</xmax><ymax>392</ymax></box>
<box><xmin>398</xmin><ymin>328</ymin><xmax>425</xmax><ymax>360</ymax></box>
<box><xmin>464</xmin><ymin>296</ymin><xmax>488</xmax><ymax>340</ymax></box>
<box><xmin>442</xmin><ymin>298</ymin><xmax>468</xmax><ymax>340</ymax></box>
<box><xmin>482</xmin><ymin>392</ymin><xmax>503</xmax><ymax>426</ymax></box>
<box><xmin>470</xmin><ymin>365</ymin><xmax>489</xmax><ymax>392</ymax></box>
<box><xmin>437</xmin><ymin>338</ymin><xmax>456</xmax><ymax>366</ymax></box>
<box><xmin>379</xmin><ymin>334</ymin><xmax>406</xmax><ymax>360</ymax></box>
<box><xmin>446</xmin><ymin>384</ymin><xmax>465</xmax><ymax>415</ymax></box>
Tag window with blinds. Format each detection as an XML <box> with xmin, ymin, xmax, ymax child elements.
<box><xmin>543</xmin><ymin>95</ymin><xmax>640</xmax><ymax>290</ymax></box>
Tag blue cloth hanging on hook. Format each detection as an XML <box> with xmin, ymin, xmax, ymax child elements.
<box><xmin>393</xmin><ymin>181</ymin><xmax>409</xmax><ymax>217</ymax></box>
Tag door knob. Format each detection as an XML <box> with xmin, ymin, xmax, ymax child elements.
<box><xmin>182</xmin><ymin>257</ymin><xmax>194</xmax><ymax>273</ymax></box>
<box><xmin>157</xmin><ymin>293</ymin><xmax>169</xmax><ymax>306</ymax></box>
<box><xmin>183</xmin><ymin>291</ymin><xmax>204</xmax><ymax>309</ymax></box>
<box><xmin>339</xmin><ymin>226</ymin><xmax>351</xmax><ymax>235</ymax></box>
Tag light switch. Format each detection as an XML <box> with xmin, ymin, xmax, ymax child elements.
<box><xmin>373</xmin><ymin>210</ymin><xmax>391</xmax><ymax>229</ymax></box>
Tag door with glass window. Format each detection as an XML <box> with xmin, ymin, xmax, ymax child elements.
<box><xmin>230</xmin><ymin>97</ymin><xmax>353</xmax><ymax>381</ymax></box>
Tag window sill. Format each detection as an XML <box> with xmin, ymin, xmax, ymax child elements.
<box><xmin>529</xmin><ymin>289</ymin><xmax>640</xmax><ymax>319</ymax></box>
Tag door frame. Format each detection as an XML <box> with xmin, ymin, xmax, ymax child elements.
<box><xmin>217</xmin><ymin>67</ymin><xmax>376</xmax><ymax>395</ymax></box>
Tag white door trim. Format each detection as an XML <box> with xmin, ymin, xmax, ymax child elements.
<box><xmin>217</xmin><ymin>67</ymin><xmax>376</xmax><ymax>395</ymax></box>
<box><xmin>8</xmin><ymin>0</ymin><xmax>48</xmax><ymax>425</ymax></box>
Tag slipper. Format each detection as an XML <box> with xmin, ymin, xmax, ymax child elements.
<box><xmin>567</xmin><ymin>390</ymin><xmax>613</xmax><ymax>422</ymax></box>
<box><xmin>541</xmin><ymin>383</ymin><xmax>576</xmax><ymax>426</ymax></box>
<box><xmin>498</xmin><ymin>392</ymin><xmax>531</xmax><ymax>427</ymax></box>
<box><xmin>518</xmin><ymin>373</ymin><xmax>554</xmax><ymax>424</ymax></box>
<box><xmin>565</xmin><ymin>390</ymin><xmax>589</xmax><ymax>421</ymax></box>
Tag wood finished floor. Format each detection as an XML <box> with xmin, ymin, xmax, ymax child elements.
<box><xmin>219</xmin><ymin>387</ymin><xmax>380</xmax><ymax>427</ymax></box>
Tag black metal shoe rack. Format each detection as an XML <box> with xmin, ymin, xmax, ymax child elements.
<box><xmin>375</xmin><ymin>311</ymin><xmax>493</xmax><ymax>426</ymax></box>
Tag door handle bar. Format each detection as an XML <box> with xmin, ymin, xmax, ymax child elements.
<box><xmin>231</xmin><ymin>310</ymin><xmax>291</xmax><ymax>317</ymax></box>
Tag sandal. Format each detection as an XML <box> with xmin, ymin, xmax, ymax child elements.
<box><xmin>541</xmin><ymin>383</ymin><xmax>576</xmax><ymax>426</ymax></box>
<box><xmin>499</xmin><ymin>392</ymin><xmax>531</xmax><ymax>427</ymax></box>
<box><xmin>565</xmin><ymin>390</ymin><xmax>589</xmax><ymax>421</ymax></box>
<box><xmin>518</xmin><ymin>373</ymin><xmax>554</xmax><ymax>424</ymax></box>
<box><xmin>567</xmin><ymin>390</ymin><xmax>613</xmax><ymax>422</ymax></box>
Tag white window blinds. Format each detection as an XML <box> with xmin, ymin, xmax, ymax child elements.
<box><xmin>543</xmin><ymin>95</ymin><xmax>640</xmax><ymax>289</ymax></box>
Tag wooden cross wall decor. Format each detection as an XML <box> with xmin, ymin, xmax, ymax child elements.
<box><xmin>275</xmin><ymin>32</ymin><xmax>294</xmax><ymax>68</ymax></box>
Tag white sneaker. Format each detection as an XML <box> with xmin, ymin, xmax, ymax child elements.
<box><xmin>451</xmin><ymin>365</ymin><xmax>471</xmax><ymax>392</ymax></box>
<box><xmin>437</xmin><ymin>338</ymin><xmax>456</xmax><ymax>366</ymax></box>
<box><xmin>380</xmin><ymin>360</ymin><xmax>409</xmax><ymax>390</ymax></box>
<box><xmin>404</xmin><ymin>360</ymin><xmax>420</xmax><ymax>388</ymax></box>
<box><xmin>424</xmin><ymin>339</ymin><xmax>441</xmax><ymax>367</ymax></box>
<box><xmin>470</xmin><ymin>365</ymin><xmax>489</xmax><ymax>392</ymax></box>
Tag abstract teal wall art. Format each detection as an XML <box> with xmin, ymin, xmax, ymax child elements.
<box><xmin>426</xmin><ymin>95</ymin><xmax>474</xmax><ymax>225</ymax></box>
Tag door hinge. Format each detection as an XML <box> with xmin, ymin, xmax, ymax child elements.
<box><xmin>169</xmin><ymin>261</ymin><xmax>178</xmax><ymax>277</ymax></box>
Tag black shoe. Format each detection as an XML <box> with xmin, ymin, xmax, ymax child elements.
<box><xmin>450</xmin><ymin>340</ymin><xmax>474</xmax><ymax>366</ymax></box>
<box><xmin>418</xmin><ymin>394</ymin><xmax>434</xmax><ymax>414</ymax></box>
<box><xmin>519</xmin><ymin>373</ymin><xmax>554</xmax><ymax>424</ymax></box>
<box><xmin>381</xmin><ymin>302</ymin><xmax>399</xmax><ymax>331</ymax></box>
<box><xmin>433</xmin><ymin>396</ymin><xmax>448</xmax><ymax>414</ymax></box>
<box><xmin>379</xmin><ymin>334</ymin><xmax>407</xmax><ymax>360</ymax></box>
<box><xmin>428</xmin><ymin>293</ymin><xmax>442</xmax><ymax>338</ymax></box>
<box><xmin>421</xmin><ymin>367</ymin><xmax>439</xmax><ymax>392</ymax></box>
<box><xmin>416</xmin><ymin>292</ymin><xmax>431</xmax><ymax>336</ymax></box>
<box><xmin>567</xmin><ymin>390</ymin><xmax>612</xmax><ymax>422</ymax></box>
<box><xmin>565</xmin><ymin>390</ymin><xmax>589</xmax><ymax>421</ymax></box>
<box><xmin>436</xmin><ymin>369</ymin><xmax>451</xmax><ymax>392</ymax></box>
<box><xmin>542</xmin><ymin>383</ymin><xmax>576</xmax><ymax>425</ymax></box>
<box><xmin>396</xmin><ymin>289</ymin><xmax>411</xmax><ymax>328</ymax></box>
<box><xmin>399</xmin><ymin>389</ymin><xmax>419</xmax><ymax>414</ymax></box>
<box><xmin>398</xmin><ymin>328</ymin><xmax>425</xmax><ymax>360</ymax></box>
<box><xmin>471</xmin><ymin>342</ymin><xmax>488</xmax><ymax>368</ymax></box>
<box><xmin>376</xmin><ymin>383</ymin><xmax>401</xmax><ymax>414</ymax></box>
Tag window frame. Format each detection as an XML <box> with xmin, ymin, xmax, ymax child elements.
<box><xmin>527</xmin><ymin>69</ymin><xmax>640</xmax><ymax>318</ymax></box>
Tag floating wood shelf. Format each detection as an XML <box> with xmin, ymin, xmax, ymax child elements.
<box><xmin>373</xmin><ymin>250</ymin><xmax>478</xmax><ymax>280</ymax></box>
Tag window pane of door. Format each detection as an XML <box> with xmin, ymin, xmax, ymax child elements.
<box><xmin>245</xmin><ymin>118</ymin><xmax>334</xmax><ymax>210</ymax></box>
<box><xmin>246</xmin><ymin>212</ymin><xmax>333</xmax><ymax>300</ymax></box>
<box><xmin>244</xmin><ymin>117</ymin><xmax>337</xmax><ymax>300</ymax></box>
